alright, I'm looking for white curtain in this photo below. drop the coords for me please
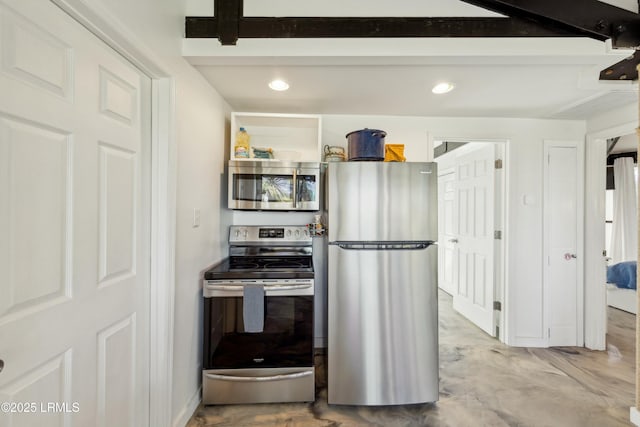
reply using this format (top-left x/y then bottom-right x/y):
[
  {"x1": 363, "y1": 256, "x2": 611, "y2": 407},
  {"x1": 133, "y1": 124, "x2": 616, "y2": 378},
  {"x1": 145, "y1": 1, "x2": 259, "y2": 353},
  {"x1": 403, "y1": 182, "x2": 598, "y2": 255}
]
[{"x1": 610, "y1": 156, "x2": 637, "y2": 263}]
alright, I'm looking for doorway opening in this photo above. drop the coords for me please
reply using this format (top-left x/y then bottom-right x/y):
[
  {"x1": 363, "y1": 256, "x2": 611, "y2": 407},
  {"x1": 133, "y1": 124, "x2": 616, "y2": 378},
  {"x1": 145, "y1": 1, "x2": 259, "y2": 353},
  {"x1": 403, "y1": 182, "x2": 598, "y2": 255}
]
[
  {"x1": 585, "y1": 121, "x2": 638, "y2": 352},
  {"x1": 433, "y1": 139, "x2": 507, "y2": 343},
  {"x1": 603, "y1": 132, "x2": 637, "y2": 356}
]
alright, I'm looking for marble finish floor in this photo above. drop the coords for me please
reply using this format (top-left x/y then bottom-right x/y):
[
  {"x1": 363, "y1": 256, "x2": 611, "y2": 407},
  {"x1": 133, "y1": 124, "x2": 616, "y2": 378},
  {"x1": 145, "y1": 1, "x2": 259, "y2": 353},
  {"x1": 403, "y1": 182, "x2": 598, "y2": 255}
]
[{"x1": 187, "y1": 292, "x2": 635, "y2": 426}]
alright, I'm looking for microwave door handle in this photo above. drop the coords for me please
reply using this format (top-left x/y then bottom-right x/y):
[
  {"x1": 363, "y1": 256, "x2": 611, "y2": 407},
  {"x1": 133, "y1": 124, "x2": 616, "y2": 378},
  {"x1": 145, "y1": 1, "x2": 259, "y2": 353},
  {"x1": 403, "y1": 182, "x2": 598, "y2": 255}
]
[{"x1": 292, "y1": 169, "x2": 298, "y2": 208}]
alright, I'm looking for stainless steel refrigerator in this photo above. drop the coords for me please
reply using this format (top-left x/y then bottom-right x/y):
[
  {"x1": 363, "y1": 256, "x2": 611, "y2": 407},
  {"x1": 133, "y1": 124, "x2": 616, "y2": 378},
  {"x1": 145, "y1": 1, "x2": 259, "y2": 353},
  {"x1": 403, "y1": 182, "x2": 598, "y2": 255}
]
[{"x1": 327, "y1": 161, "x2": 439, "y2": 406}]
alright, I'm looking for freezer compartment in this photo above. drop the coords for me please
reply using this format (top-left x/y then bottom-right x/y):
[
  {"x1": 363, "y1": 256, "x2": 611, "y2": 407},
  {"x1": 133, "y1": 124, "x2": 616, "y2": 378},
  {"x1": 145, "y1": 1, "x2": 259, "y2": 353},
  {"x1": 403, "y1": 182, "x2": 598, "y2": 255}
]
[
  {"x1": 328, "y1": 244, "x2": 439, "y2": 405},
  {"x1": 203, "y1": 367, "x2": 315, "y2": 405},
  {"x1": 327, "y1": 162, "x2": 437, "y2": 242}
]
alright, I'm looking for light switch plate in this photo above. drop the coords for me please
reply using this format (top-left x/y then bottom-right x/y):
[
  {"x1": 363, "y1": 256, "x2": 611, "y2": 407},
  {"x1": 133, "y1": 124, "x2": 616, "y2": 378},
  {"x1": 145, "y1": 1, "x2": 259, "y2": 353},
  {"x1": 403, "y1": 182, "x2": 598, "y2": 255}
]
[{"x1": 193, "y1": 208, "x2": 200, "y2": 228}]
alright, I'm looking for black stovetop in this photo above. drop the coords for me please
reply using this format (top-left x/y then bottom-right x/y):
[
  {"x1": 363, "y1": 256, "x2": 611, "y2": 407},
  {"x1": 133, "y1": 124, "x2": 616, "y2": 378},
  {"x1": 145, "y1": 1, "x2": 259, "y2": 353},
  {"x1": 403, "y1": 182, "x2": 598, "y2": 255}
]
[{"x1": 204, "y1": 255, "x2": 314, "y2": 280}]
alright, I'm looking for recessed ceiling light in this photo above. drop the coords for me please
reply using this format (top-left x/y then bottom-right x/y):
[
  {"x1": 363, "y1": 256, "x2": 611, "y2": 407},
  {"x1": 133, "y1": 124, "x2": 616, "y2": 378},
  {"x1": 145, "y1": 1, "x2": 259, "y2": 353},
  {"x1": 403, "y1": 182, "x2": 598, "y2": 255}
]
[
  {"x1": 269, "y1": 79, "x2": 290, "y2": 91},
  {"x1": 432, "y1": 82, "x2": 455, "y2": 94}
]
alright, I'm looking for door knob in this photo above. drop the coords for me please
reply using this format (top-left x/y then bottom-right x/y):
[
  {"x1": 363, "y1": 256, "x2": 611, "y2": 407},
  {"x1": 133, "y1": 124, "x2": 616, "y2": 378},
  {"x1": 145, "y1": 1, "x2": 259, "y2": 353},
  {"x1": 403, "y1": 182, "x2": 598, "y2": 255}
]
[
  {"x1": 564, "y1": 253, "x2": 577, "y2": 260},
  {"x1": 449, "y1": 238, "x2": 458, "y2": 243}
]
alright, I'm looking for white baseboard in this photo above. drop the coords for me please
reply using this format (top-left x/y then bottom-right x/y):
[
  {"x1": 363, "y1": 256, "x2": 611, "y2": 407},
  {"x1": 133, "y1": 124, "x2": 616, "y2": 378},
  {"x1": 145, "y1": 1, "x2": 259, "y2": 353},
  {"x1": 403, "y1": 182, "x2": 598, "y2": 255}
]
[
  {"x1": 509, "y1": 337, "x2": 548, "y2": 348},
  {"x1": 630, "y1": 406, "x2": 640, "y2": 426},
  {"x1": 172, "y1": 386, "x2": 202, "y2": 427}
]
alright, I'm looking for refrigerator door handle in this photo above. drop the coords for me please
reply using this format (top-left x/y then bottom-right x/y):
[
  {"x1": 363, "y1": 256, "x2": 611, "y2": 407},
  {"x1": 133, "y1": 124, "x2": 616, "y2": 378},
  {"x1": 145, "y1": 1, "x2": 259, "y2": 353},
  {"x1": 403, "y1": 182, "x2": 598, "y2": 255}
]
[{"x1": 333, "y1": 242, "x2": 434, "y2": 250}]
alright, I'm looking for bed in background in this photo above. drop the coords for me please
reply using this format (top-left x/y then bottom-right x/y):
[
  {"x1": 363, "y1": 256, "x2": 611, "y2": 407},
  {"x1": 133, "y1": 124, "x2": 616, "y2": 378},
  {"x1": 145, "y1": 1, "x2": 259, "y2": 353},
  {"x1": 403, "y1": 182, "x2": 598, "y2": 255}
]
[{"x1": 606, "y1": 261, "x2": 637, "y2": 314}]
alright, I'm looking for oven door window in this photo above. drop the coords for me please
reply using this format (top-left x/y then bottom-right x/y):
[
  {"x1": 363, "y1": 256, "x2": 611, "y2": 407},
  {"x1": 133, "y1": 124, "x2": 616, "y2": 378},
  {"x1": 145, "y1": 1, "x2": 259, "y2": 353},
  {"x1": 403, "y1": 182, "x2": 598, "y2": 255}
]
[
  {"x1": 204, "y1": 295, "x2": 313, "y2": 369},
  {"x1": 232, "y1": 174, "x2": 293, "y2": 202}
]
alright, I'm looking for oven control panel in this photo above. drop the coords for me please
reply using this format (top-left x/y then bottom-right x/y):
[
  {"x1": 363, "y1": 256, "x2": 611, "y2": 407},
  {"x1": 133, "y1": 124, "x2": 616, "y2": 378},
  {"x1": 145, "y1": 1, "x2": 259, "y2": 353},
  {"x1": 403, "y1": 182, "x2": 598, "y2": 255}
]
[
  {"x1": 230, "y1": 225, "x2": 311, "y2": 244},
  {"x1": 259, "y1": 228, "x2": 285, "y2": 238}
]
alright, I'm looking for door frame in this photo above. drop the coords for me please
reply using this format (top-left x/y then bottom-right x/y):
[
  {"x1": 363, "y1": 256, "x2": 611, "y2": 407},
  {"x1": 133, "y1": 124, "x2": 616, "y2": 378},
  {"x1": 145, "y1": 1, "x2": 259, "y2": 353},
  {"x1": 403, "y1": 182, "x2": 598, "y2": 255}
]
[
  {"x1": 50, "y1": 1, "x2": 177, "y2": 426},
  {"x1": 436, "y1": 166, "x2": 457, "y2": 296},
  {"x1": 433, "y1": 137, "x2": 509, "y2": 343},
  {"x1": 543, "y1": 140, "x2": 585, "y2": 346},
  {"x1": 585, "y1": 121, "x2": 637, "y2": 350}
]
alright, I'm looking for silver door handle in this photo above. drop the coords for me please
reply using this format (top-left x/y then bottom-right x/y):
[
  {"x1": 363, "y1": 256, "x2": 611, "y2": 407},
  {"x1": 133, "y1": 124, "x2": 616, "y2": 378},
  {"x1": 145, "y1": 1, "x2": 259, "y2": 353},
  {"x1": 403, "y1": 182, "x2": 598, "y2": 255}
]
[
  {"x1": 205, "y1": 370, "x2": 313, "y2": 382},
  {"x1": 449, "y1": 238, "x2": 458, "y2": 243},
  {"x1": 564, "y1": 253, "x2": 577, "y2": 260}
]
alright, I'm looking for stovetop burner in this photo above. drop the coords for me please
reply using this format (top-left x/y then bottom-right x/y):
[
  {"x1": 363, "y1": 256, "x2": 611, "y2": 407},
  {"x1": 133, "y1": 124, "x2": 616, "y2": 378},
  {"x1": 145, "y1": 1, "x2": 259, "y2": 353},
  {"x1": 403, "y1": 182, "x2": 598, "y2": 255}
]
[
  {"x1": 229, "y1": 262, "x2": 260, "y2": 270},
  {"x1": 264, "y1": 261, "x2": 306, "y2": 269}
]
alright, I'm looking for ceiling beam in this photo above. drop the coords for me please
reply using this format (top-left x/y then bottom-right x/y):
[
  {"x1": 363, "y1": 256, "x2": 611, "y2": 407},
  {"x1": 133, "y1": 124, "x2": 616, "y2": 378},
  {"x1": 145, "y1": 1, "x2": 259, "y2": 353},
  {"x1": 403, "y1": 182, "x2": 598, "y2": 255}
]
[
  {"x1": 459, "y1": 0, "x2": 640, "y2": 48},
  {"x1": 185, "y1": 16, "x2": 579, "y2": 44},
  {"x1": 187, "y1": 0, "x2": 640, "y2": 80},
  {"x1": 188, "y1": 0, "x2": 640, "y2": 47},
  {"x1": 459, "y1": 0, "x2": 640, "y2": 80},
  {"x1": 214, "y1": 0, "x2": 241, "y2": 45},
  {"x1": 600, "y1": 49, "x2": 639, "y2": 80}
]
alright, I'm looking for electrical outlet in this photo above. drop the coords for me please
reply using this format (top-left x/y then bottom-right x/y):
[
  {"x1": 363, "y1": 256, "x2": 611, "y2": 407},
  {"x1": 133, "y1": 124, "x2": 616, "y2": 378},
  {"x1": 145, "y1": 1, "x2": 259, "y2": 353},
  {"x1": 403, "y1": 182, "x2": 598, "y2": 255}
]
[{"x1": 193, "y1": 208, "x2": 200, "y2": 228}]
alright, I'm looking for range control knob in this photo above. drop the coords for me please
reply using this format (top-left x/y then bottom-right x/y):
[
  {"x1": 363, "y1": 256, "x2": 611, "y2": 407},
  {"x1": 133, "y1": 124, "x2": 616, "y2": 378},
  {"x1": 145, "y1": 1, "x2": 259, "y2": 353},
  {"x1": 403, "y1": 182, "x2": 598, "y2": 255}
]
[
  {"x1": 295, "y1": 229, "x2": 300, "y2": 238},
  {"x1": 242, "y1": 229, "x2": 248, "y2": 238},
  {"x1": 234, "y1": 229, "x2": 241, "y2": 238},
  {"x1": 286, "y1": 229, "x2": 292, "y2": 237}
]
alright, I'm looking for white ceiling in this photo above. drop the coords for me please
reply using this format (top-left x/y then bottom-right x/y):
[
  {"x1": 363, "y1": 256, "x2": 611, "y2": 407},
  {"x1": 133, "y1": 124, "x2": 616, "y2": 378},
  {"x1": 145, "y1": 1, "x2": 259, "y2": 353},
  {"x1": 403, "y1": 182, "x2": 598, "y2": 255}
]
[{"x1": 184, "y1": 0, "x2": 639, "y2": 120}]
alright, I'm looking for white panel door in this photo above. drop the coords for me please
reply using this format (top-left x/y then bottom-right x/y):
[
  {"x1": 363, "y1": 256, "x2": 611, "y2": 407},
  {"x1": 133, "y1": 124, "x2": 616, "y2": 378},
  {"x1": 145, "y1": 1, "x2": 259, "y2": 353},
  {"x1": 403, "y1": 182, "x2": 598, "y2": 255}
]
[
  {"x1": 452, "y1": 144, "x2": 496, "y2": 336},
  {"x1": 0, "y1": 1, "x2": 150, "y2": 426},
  {"x1": 545, "y1": 145, "x2": 580, "y2": 346},
  {"x1": 437, "y1": 170, "x2": 457, "y2": 295}
]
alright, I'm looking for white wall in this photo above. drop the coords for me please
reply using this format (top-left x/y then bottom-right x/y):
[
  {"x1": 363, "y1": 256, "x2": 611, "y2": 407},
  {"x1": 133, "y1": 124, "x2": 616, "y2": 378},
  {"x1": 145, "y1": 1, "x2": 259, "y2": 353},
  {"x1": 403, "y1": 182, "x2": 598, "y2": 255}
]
[
  {"x1": 323, "y1": 114, "x2": 586, "y2": 347},
  {"x1": 323, "y1": 116, "x2": 432, "y2": 161},
  {"x1": 77, "y1": 1, "x2": 231, "y2": 425},
  {"x1": 171, "y1": 79, "x2": 230, "y2": 426}
]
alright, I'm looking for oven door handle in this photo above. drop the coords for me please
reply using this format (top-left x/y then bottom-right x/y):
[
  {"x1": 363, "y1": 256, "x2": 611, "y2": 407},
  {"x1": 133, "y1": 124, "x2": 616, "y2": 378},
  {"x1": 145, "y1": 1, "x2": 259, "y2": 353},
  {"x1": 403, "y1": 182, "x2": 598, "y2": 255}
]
[
  {"x1": 205, "y1": 370, "x2": 313, "y2": 382},
  {"x1": 207, "y1": 283, "x2": 312, "y2": 292}
]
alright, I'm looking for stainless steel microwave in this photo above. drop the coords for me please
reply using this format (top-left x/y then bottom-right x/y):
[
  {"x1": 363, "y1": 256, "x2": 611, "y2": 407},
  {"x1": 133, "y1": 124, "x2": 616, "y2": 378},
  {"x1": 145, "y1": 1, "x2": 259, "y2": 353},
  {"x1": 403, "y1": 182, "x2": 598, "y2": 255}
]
[{"x1": 228, "y1": 160, "x2": 321, "y2": 211}]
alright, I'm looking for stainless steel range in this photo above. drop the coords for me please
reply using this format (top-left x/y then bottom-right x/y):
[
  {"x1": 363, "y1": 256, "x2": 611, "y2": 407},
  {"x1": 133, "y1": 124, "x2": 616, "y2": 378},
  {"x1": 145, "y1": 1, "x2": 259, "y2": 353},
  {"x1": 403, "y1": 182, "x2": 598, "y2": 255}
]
[{"x1": 202, "y1": 225, "x2": 315, "y2": 405}]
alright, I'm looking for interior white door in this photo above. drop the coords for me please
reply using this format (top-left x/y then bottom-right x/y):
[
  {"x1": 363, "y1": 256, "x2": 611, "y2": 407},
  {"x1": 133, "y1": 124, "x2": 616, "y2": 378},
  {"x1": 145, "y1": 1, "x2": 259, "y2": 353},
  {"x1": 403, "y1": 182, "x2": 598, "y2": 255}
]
[
  {"x1": 0, "y1": 1, "x2": 150, "y2": 426},
  {"x1": 452, "y1": 144, "x2": 496, "y2": 336},
  {"x1": 545, "y1": 145, "x2": 580, "y2": 346},
  {"x1": 437, "y1": 170, "x2": 457, "y2": 295}
]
